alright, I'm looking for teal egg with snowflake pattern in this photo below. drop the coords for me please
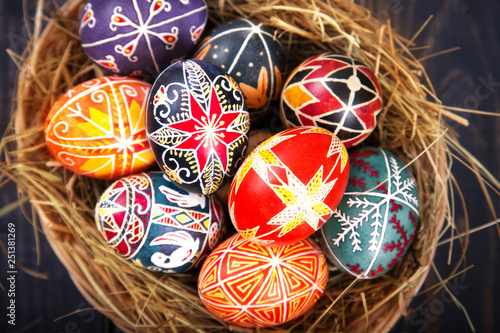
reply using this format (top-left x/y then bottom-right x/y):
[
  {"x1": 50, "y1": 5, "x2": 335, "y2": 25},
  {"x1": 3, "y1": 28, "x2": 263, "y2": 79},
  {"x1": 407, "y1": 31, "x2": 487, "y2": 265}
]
[{"x1": 317, "y1": 146, "x2": 419, "y2": 279}]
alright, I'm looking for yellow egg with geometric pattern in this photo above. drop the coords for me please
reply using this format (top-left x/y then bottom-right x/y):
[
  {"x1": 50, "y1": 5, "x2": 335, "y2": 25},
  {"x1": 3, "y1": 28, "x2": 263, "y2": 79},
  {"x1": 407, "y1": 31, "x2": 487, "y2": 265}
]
[{"x1": 45, "y1": 76, "x2": 155, "y2": 179}]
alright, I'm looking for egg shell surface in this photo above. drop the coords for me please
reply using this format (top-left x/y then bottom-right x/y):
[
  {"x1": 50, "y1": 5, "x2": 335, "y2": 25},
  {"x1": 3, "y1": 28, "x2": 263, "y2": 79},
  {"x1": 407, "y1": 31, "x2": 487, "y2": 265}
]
[
  {"x1": 198, "y1": 233, "x2": 328, "y2": 327},
  {"x1": 146, "y1": 59, "x2": 250, "y2": 195},
  {"x1": 79, "y1": 0, "x2": 208, "y2": 75},
  {"x1": 317, "y1": 146, "x2": 420, "y2": 279},
  {"x1": 228, "y1": 126, "x2": 350, "y2": 247},
  {"x1": 95, "y1": 171, "x2": 225, "y2": 273},
  {"x1": 280, "y1": 53, "x2": 383, "y2": 148},
  {"x1": 44, "y1": 76, "x2": 155, "y2": 179},
  {"x1": 194, "y1": 18, "x2": 286, "y2": 116}
]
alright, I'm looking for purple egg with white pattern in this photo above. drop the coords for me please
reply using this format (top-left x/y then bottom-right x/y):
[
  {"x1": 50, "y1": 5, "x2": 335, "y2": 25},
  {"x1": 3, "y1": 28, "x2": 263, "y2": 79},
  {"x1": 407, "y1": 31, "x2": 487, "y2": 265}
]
[{"x1": 79, "y1": 0, "x2": 208, "y2": 76}]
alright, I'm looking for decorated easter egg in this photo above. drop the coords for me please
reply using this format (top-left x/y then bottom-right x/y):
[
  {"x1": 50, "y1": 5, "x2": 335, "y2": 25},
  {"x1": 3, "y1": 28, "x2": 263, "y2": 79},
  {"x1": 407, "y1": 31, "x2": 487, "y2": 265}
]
[
  {"x1": 198, "y1": 233, "x2": 328, "y2": 327},
  {"x1": 194, "y1": 18, "x2": 286, "y2": 116},
  {"x1": 317, "y1": 147, "x2": 419, "y2": 279},
  {"x1": 280, "y1": 53, "x2": 383, "y2": 148},
  {"x1": 79, "y1": 0, "x2": 207, "y2": 75},
  {"x1": 146, "y1": 59, "x2": 250, "y2": 195},
  {"x1": 228, "y1": 126, "x2": 350, "y2": 247},
  {"x1": 95, "y1": 171, "x2": 225, "y2": 273},
  {"x1": 45, "y1": 76, "x2": 155, "y2": 179}
]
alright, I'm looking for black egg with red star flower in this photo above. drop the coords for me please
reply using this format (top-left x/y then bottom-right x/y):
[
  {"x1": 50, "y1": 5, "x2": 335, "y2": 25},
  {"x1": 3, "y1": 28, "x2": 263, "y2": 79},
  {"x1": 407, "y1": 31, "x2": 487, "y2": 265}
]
[{"x1": 145, "y1": 59, "x2": 250, "y2": 195}]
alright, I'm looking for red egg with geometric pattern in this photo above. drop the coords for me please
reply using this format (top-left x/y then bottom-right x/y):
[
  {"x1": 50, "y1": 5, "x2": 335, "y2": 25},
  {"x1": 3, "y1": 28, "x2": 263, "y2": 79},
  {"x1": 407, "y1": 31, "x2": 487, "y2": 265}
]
[
  {"x1": 198, "y1": 233, "x2": 328, "y2": 328},
  {"x1": 280, "y1": 53, "x2": 383, "y2": 148},
  {"x1": 45, "y1": 76, "x2": 155, "y2": 179},
  {"x1": 228, "y1": 126, "x2": 350, "y2": 247}
]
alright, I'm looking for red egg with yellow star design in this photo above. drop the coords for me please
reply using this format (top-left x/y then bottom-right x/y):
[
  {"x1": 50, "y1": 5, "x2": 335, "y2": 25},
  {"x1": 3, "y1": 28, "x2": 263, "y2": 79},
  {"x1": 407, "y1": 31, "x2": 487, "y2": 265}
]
[
  {"x1": 45, "y1": 76, "x2": 155, "y2": 179},
  {"x1": 146, "y1": 59, "x2": 250, "y2": 195},
  {"x1": 228, "y1": 126, "x2": 349, "y2": 247}
]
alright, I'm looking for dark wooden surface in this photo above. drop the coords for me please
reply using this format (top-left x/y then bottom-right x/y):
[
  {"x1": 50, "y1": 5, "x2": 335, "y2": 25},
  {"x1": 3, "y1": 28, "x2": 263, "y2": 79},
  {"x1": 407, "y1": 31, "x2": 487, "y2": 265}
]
[{"x1": 1, "y1": 1, "x2": 499, "y2": 332}]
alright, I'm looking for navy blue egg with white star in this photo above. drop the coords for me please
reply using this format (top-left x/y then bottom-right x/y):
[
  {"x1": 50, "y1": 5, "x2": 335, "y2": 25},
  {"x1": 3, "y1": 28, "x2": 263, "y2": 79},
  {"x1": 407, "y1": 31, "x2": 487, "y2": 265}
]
[{"x1": 194, "y1": 18, "x2": 287, "y2": 117}]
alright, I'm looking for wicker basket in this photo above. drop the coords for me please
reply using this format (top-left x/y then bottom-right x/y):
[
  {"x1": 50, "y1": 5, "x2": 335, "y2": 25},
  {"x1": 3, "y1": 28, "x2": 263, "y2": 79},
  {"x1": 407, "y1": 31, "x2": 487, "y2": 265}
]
[{"x1": 9, "y1": 0, "x2": 453, "y2": 332}]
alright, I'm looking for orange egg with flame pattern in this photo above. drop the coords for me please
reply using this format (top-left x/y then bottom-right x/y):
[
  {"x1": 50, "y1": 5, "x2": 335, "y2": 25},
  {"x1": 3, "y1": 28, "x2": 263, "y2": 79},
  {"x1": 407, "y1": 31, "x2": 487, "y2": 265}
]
[
  {"x1": 45, "y1": 76, "x2": 155, "y2": 179},
  {"x1": 198, "y1": 233, "x2": 328, "y2": 328}
]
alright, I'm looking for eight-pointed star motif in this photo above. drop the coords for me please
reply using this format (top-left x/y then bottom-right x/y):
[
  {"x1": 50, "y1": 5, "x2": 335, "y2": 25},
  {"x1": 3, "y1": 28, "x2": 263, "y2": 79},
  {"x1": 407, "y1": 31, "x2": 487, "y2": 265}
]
[
  {"x1": 167, "y1": 86, "x2": 244, "y2": 173},
  {"x1": 267, "y1": 166, "x2": 337, "y2": 236}
]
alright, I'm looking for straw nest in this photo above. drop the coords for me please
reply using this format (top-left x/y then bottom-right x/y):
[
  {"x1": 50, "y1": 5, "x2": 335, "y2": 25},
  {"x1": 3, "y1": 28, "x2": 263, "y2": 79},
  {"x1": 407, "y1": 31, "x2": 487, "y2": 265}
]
[{"x1": 3, "y1": 0, "x2": 494, "y2": 332}]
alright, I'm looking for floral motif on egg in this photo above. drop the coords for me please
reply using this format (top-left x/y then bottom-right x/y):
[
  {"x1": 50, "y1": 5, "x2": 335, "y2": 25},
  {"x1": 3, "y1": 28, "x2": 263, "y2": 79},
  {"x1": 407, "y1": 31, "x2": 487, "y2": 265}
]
[
  {"x1": 280, "y1": 53, "x2": 383, "y2": 148},
  {"x1": 44, "y1": 76, "x2": 155, "y2": 179},
  {"x1": 146, "y1": 59, "x2": 250, "y2": 195},
  {"x1": 198, "y1": 234, "x2": 328, "y2": 327},
  {"x1": 194, "y1": 18, "x2": 286, "y2": 115},
  {"x1": 79, "y1": 0, "x2": 207, "y2": 75},
  {"x1": 95, "y1": 172, "x2": 224, "y2": 273},
  {"x1": 317, "y1": 147, "x2": 419, "y2": 278}
]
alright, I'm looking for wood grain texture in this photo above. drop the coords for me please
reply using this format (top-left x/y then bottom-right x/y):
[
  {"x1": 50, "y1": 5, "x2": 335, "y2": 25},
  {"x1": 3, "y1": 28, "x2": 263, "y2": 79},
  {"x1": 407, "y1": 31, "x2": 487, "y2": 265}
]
[{"x1": 0, "y1": 1, "x2": 499, "y2": 332}]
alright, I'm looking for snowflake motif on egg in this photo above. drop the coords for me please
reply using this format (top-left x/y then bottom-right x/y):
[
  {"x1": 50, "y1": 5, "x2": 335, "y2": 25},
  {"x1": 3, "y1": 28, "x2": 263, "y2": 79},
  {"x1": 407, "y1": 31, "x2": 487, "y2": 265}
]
[
  {"x1": 332, "y1": 150, "x2": 418, "y2": 253},
  {"x1": 80, "y1": 0, "x2": 207, "y2": 75},
  {"x1": 318, "y1": 147, "x2": 419, "y2": 278}
]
